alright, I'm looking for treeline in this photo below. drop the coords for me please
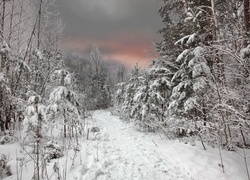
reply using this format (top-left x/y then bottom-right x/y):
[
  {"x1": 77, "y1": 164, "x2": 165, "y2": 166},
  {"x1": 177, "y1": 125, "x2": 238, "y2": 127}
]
[
  {"x1": 115, "y1": 0, "x2": 250, "y2": 150},
  {"x1": 64, "y1": 47, "x2": 128, "y2": 110}
]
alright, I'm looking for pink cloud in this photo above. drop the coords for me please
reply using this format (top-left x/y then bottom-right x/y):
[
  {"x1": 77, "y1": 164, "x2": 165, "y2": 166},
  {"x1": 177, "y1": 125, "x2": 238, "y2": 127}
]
[{"x1": 62, "y1": 32, "x2": 159, "y2": 67}]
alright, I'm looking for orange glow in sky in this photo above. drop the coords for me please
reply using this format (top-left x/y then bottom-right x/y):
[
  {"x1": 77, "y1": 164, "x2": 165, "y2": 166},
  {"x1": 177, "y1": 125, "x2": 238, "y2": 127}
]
[{"x1": 62, "y1": 33, "x2": 159, "y2": 67}]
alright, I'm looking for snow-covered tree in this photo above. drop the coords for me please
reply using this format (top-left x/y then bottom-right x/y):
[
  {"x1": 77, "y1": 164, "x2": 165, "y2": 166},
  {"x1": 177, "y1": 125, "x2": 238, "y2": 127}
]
[
  {"x1": 130, "y1": 75, "x2": 150, "y2": 129},
  {"x1": 147, "y1": 59, "x2": 172, "y2": 124},
  {"x1": 21, "y1": 95, "x2": 46, "y2": 143},
  {"x1": 121, "y1": 64, "x2": 142, "y2": 119},
  {"x1": 0, "y1": 41, "x2": 13, "y2": 132},
  {"x1": 47, "y1": 69, "x2": 82, "y2": 139},
  {"x1": 169, "y1": 44, "x2": 212, "y2": 116},
  {"x1": 155, "y1": 1, "x2": 214, "y2": 137},
  {"x1": 154, "y1": 0, "x2": 250, "y2": 148},
  {"x1": 90, "y1": 45, "x2": 102, "y2": 75},
  {"x1": 87, "y1": 46, "x2": 111, "y2": 109},
  {"x1": 114, "y1": 82, "x2": 126, "y2": 108},
  {"x1": 0, "y1": 72, "x2": 11, "y2": 132},
  {"x1": 89, "y1": 72, "x2": 110, "y2": 109},
  {"x1": 21, "y1": 95, "x2": 48, "y2": 179},
  {"x1": 129, "y1": 60, "x2": 173, "y2": 131}
]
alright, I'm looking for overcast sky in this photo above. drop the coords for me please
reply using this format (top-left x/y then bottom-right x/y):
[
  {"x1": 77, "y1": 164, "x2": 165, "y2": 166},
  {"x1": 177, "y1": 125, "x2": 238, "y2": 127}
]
[{"x1": 56, "y1": 0, "x2": 162, "y2": 67}]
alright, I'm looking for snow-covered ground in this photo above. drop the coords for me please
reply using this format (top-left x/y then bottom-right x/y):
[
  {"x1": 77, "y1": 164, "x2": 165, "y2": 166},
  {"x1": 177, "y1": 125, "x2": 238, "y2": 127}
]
[{"x1": 1, "y1": 110, "x2": 249, "y2": 180}]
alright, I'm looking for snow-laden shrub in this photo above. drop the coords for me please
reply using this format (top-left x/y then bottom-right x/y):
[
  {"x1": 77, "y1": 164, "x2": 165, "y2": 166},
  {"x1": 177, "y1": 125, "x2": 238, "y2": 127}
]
[
  {"x1": 21, "y1": 95, "x2": 47, "y2": 144},
  {"x1": 0, "y1": 154, "x2": 12, "y2": 178},
  {"x1": 47, "y1": 69, "x2": 82, "y2": 139},
  {"x1": 44, "y1": 139, "x2": 63, "y2": 162},
  {"x1": 0, "y1": 135, "x2": 15, "y2": 145}
]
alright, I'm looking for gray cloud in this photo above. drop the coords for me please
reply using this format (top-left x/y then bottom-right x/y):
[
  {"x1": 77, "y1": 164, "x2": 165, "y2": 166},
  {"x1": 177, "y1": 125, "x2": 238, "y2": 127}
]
[{"x1": 56, "y1": 0, "x2": 162, "y2": 39}]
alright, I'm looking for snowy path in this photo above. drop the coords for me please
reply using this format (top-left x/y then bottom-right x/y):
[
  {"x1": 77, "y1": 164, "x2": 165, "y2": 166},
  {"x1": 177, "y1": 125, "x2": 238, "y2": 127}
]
[
  {"x1": 80, "y1": 110, "x2": 193, "y2": 180},
  {"x1": 2, "y1": 110, "x2": 247, "y2": 180}
]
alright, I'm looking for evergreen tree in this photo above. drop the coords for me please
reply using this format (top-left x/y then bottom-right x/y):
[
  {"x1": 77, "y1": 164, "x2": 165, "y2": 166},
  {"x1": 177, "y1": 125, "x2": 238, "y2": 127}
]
[
  {"x1": 169, "y1": 44, "x2": 213, "y2": 125},
  {"x1": 147, "y1": 59, "x2": 172, "y2": 124},
  {"x1": 121, "y1": 64, "x2": 141, "y2": 119},
  {"x1": 156, "y1": 0, "x2": 213, "y2": 131},
  {"x1": 130, "y1": 75, "x2": 150, "y2": 130}
]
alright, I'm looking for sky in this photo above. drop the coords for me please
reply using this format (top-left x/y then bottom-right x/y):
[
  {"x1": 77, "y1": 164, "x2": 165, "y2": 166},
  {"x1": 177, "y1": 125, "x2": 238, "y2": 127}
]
[{"x1": 56, "y1": 0, "x2": 163, "y2": 67}]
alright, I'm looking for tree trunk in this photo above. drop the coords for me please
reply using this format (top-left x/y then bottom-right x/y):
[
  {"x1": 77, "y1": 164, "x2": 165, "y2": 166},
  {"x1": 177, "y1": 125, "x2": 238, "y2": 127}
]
[
  {"x1": 1, "y1": 0, "x2": 6, "y2": 39},
  {"x1": 37, "y1": 0, "x2": 43, "y2": 49},
  {"x1": 8, "y1": 0, "x2": 15, "y2": 45},
  {"x1": 243, "y1": 0, "x2": 250, "y2": 47},
  {"x1": 35, "y1": 97, "x2": 41, "y2": 180},
  {"x1": 211, "y1": 0, "x2": 225, "y2": 84},
  {"x1": 64, "y1": 109, "x2": 67, "y2": 138}
]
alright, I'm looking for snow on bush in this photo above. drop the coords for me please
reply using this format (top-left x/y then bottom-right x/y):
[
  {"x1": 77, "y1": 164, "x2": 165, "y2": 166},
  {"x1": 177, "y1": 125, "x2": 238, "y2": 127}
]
[
  {"x1": 240, "y1": 44, "x2": 250, "y2": 59},
  {"x1": 0, "y1": 154, "x2": 12, "y2": 178},
  {"x1": 44, "y1": 139, "x2": 63, "y2": 162},
  {"x1": 21, "y1": 95, "x2": 47, "y2": 143},
  {"x1": 32, "y1": 48, "x2": 43, "y2": 60},
  {"x1": 0, "y1": 41, "x2": 11, "y2": 54},
  {"x1": 0, "y1": 135, "x2": 15, "y2": 145},
  {"x1": 175, "y1": 33, "x2": 198, "y2": 46}
]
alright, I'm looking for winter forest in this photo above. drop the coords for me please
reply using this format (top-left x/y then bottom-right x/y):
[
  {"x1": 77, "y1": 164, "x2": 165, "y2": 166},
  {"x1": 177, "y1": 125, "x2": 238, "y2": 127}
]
[{"x1": 0, "y1": 0, "x2": 250, "y2": 179}]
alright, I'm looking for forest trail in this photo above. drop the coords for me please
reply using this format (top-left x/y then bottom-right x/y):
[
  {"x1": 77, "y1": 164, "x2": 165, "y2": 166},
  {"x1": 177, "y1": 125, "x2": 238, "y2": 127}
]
[
  {"x1": 1, "y1": 110, "x2": 246, "y2": 180},
  {"x1": 80, "y1": 110, "x2": 193, "y2": 180}
]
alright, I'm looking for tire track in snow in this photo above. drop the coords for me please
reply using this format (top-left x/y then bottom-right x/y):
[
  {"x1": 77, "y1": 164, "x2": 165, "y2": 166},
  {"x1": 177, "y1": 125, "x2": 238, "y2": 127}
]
[{"x1": 81, "y1": 110, "x2": 194, "y2": 180}]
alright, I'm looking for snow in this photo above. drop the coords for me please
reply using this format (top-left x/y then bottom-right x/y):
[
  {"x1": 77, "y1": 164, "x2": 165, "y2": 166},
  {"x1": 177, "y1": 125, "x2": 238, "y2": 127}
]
[
  {"x1": 175, "y1": 33, "x2": 197, "y2": 46},
  {"x1": 133, "y1": 92, "x2": 143, "y2": 102},
  {"x1": 0, "y1": 41, "x2": 11, "y2": 54},
  {"x1": 25, "y1": 106, "x2": 35, "y2": 116},
  {"x1": 0, "y1": 73, "x2": 5, "y2": 82},
  {"x1": 186, "y1": 33, "x2": 197, "y2": 45},
  {"x1": 33, "y1": 48, "x2": 43, "y2": 60},
  {"x1": 193, "y1": 77, "x2": 207, "y2": 91},
  {"x1": 27, "y1": 96, "x2": 41, "y2": 104},
  {"x1": 176, "y1": 49, "x2": 189, "y2": 62},
  {"x1": 193, "y1": 46, "x2": 205, "y2": 57},
  {"x1": 184, "y1": 97, "x2": 197, "y2": 112},
  {"x1": 240, "y1": 45, "x2": 250, "y2": 59},
  {"x1": 184, "y1": 9, "x2": 202, "y2": 23},
  {"x1": 185, "y1": 12, "x2": 194, "y2": 22},
  {"x1": 49, "y1": 86, "x2": 68, "y2": 103},
  {"x1": 175, "y1": 35, "x2": 190, "y2": 46},
  {"x1": 1, "y1": 110, "x2": 249, "y2": 180},
  {"x1": 64, "y1": 74, "x2": 72, "y2": 85}
]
